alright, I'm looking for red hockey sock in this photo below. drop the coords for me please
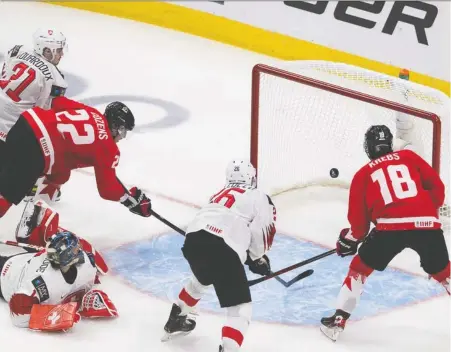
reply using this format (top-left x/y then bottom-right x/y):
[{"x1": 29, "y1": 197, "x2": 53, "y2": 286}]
[
  {"x1": 178, "y1": 288, "x2": 200, "y2": 308},
  {"x1": 431, "y1": 262, "x2": 450, "y2": 295},
  {"x1": 0, "y1": 196, "x2": 12, "y2": 217}
]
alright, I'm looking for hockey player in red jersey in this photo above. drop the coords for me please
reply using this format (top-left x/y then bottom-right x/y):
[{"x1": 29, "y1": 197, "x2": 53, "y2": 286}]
[
  {"x1": 0, "y1": 96, "x2": 152, "y2": 240},
  {"x1": 320, "y1": 125, "x2": 450, "y2": 342}
]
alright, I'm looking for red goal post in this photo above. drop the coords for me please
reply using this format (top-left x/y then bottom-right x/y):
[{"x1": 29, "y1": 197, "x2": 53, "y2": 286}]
[{"x1": 250, "y1": 63, "x2": 448, "y2": 216}]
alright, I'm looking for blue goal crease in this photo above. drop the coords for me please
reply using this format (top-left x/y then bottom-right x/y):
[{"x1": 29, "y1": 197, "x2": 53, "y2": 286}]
[{"x1": 103, "y1": 232, "x2": 444, "y2": 326}]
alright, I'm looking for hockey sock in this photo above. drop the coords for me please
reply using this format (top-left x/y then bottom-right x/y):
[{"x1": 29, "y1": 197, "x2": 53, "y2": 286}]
[
  {"x1": 178, "y1": 275, "x2": 208, "y2": 315},
  {"x1": 222, "y1": 302, "x2": 252, "y2": 351},
  {"x1": 431, "y1": 261, "x2": 450, "y2": 295},
  {"x1": 0, "y1": 195, "x2": 11, "y2": 217},
  {"x1": 336, "y1": 255, "x2": 374, "y2": 314}
]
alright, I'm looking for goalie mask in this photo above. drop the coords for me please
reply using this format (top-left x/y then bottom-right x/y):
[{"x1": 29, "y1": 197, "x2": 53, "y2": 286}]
[
  {"x1": 364, "y1": 125, "x2": 393, "y2": 160},
  {"x1": 226, "y1": 160, "x2": 257, "y2": 188},
  {"x1": 104, "y1": 102, "x2": 135, "y2": 142},
  {"x1": 46, "y1": 231, "x2": 85, "y2": 272}
]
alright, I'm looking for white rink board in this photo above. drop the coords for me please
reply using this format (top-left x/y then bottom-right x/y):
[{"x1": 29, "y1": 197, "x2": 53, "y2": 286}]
[{"x1": 173, "y1": 1, "x2": 450, "y2": 81}]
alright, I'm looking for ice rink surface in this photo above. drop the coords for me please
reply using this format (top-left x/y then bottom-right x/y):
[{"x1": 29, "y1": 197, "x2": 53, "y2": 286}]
[{"x1": 0, "y1": 2, "x2": 449, "y2": 351}]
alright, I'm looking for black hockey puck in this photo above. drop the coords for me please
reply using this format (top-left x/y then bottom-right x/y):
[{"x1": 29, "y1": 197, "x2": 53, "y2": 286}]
[{"x1": 330, "y1": 168, "x2": 339, "y2": 178}]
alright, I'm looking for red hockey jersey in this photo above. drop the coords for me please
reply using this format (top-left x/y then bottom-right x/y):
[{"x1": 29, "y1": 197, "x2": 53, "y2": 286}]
[
  {"x1": 21, "y1": 96, "x2": 125, "y2": 201},
  {"x1": 348, "y1": 149, "x2": 445, "y2": 239}
]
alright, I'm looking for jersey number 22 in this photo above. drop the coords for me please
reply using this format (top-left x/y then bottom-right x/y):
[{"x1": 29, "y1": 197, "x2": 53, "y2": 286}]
[{"x1": 56, "y1": 110, "x2": 95, "y2": 145}]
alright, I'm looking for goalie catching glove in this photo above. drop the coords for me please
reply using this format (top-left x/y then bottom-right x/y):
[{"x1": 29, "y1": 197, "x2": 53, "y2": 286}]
[
  {"x1": 121, "y1": 187, "x2": 152, "y2": 217},
  {"x1": 79, "y1": 289, "x2": 118, "y2": 318},
  {"x1": 336, "y1": 228, "x2": 361, "y2": 257}
]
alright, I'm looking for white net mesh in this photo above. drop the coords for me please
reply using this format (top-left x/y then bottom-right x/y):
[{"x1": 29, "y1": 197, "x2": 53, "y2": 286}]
[{"x1": 253, "y1": 61, "x2": 450, "y2": 217}]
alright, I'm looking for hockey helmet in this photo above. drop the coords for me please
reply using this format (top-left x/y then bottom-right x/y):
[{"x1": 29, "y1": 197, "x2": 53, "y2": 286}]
[
  {"x1": 104, "y1": 102, "x2": 135, "y2": 141},
  {"x1": 364, "y1": 125, "x2": 393, "y2": 160},
  {"x1": 226, "y1": 160, "x2": 257, "y2": 188},
  {"x1": 46, "y1": 231, "x2": 85, "y2": 272},
  {"x1": 33, "y1": 28, "x2": 66, "y2": 65}
]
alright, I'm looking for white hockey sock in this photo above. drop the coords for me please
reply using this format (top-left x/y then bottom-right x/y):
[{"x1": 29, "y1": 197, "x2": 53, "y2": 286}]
[
  {"x1": 222, "y1": 303, "x2": 252, "y2": 351},
  {"x1": 178, "y1": 275, "x2": 208, "y2": 315},
  {"x1": 336, "y1": 269, "x2": 368, "y2": 314}
]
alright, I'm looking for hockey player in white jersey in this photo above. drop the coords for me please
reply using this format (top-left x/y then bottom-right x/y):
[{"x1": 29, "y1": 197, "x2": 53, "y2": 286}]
[
  {"x1": 162, "y1": 160, "x2": 276, "y2": 351},
  {"x1": 0, "y1": 28, "x2": 68, "y2": 203},
  {"x1": 0, "y1": 231, "x2": 118, "y2": 331},
  {"x1": 0, "y1": 28, "x2": 68, "y2": 140}
]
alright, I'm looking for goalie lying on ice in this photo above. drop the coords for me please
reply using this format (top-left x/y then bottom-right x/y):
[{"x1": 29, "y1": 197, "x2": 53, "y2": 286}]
[{"x1": 0, "y1": 209, "x2": 118, "y2": 331}]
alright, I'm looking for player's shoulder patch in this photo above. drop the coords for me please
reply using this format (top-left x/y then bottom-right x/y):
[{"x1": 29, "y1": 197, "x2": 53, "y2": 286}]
[
  {"x1": 7, "y1": 45, "x2": 23, "y2": 58},
  {"x1": 31, "y1": 275, "x2": 50, "y2": 302},
  {"x1": 50, "y1": 85, "x2": 67, "y2": 98}
]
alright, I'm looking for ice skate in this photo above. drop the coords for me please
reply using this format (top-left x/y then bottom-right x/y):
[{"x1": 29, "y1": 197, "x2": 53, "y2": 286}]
[
  {"x1": 219, "y1": 345, "x2": 224, "y2": 352},
  {"x1": 161, "y1": 303, "x2": 196, "y2": 342},
  {"x1": 15, "y1": 201, "x2": 41, "y2": 241},
  {"x1": 319, "y1": 309, "x2": 349, "y2": 342}
]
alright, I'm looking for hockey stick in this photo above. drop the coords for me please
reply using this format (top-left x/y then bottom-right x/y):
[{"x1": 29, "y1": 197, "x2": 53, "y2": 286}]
[
  {"x1": 271, "y1": 269, "x2": 314, "y2": 288},
  {"x1": 248, "y1": 249, "x2": 335, "y2": 286},
  {"x1": 150, "y1": 209, "x2": 186, "y2": 236},
  {"x1": 148, "y1": 209, "x2": 304, "y2": 288},
  {"x1": 0, "y1": 239, "x2": 43, "y2": 252},
  {"x1": 273, "y1": 273, "x2": 291, "y2": 287}
]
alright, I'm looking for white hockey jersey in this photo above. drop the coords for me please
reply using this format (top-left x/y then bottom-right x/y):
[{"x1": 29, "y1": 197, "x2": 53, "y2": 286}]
[
  {"x1": 0, "y1": 45, "x2": 67, "y2": 140},
  {"x1": 185, "y1": 184, "x2": 277, "y2": 263},
  {"x1": 0, "y1": 245, "x2": 97, "y2": 328}
]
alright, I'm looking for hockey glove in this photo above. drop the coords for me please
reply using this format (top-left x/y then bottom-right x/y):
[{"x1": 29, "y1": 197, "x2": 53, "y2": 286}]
[
  {"x1": 246, "y1": 253, "x2": 271, "y2": 276},
  {"x1": 79, "y1": 289, "x2": 118, "y2": 318},
  {"x1": 121, "y1": 187, "x2": 152, "y2": 217},
  {"x1": 336, "y1": 228, "x2": 360, "y2": 257}
]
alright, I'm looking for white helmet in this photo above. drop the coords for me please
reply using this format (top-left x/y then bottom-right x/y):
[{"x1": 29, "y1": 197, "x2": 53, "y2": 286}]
[
  {"x1": 226, "y1": 160, "x2": 257, "y2": 188},
  {"x1": 33, "y1": 28, "x2": 66, "y2": 63}
]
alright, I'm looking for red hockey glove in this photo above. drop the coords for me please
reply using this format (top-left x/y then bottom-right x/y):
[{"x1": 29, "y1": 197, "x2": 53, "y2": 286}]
[
  {"x1": 336, "y1": 228, "x2": 360, "y2": 257},
  {"x1": 79, "y1": 289, "x2": 118, "y2": 318},
  {"x1": 120, "y1": 187, "x2": 152, "y2": 217}
]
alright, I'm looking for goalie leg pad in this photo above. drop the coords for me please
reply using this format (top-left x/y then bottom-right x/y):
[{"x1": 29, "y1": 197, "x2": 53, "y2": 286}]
[
  {"x1": 28, "y1": 302, "x2": 80, "y2": 331},
  {"x1": 79, "y1": 289, "x2": 118, "y2": 318},
  {"x1": 28, "y1": 203, "x2": 59, "y2": 247}
]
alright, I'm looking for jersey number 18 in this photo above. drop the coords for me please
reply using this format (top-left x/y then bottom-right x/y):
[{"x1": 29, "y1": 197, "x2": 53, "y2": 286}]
[{"x1": 371, "y1": 164, "x2": 418, "y2": 205}]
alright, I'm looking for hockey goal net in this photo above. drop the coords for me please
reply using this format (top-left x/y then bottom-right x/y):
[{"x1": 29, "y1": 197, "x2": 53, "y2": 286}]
[{"x1": 251, "y1": 62, "x2": 450, "y2": 219}]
